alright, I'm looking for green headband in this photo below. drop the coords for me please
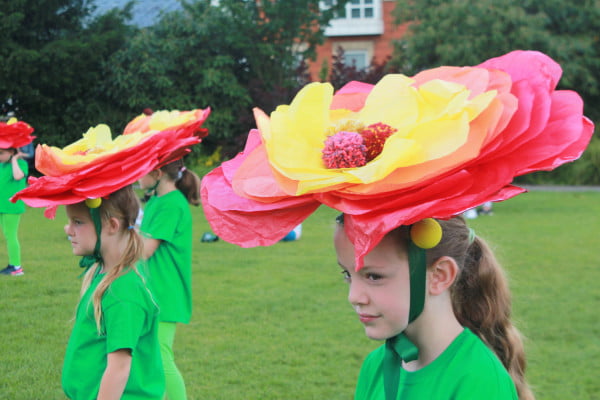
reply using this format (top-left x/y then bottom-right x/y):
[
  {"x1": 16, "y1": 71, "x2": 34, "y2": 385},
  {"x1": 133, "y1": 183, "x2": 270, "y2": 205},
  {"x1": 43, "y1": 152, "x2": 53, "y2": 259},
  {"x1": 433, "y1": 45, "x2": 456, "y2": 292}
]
[
  {"x1": 78, "y1": 206, "x2": 103, "y2": 272},
  {"x1": 382, "y1": 227, "x2": 434, "y2": 399},
  {"x1": 407, "y1": 241, "x2": 427, "y2": 323},
  {"x1": 385, "y1": 222, "x2": 476, "y2": 399}
]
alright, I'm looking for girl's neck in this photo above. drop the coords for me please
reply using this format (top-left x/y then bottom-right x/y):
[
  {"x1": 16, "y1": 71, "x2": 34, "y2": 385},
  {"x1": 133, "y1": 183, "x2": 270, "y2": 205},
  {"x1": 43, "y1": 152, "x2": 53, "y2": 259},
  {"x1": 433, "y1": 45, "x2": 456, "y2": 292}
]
[
  {"x1": 155, "y1": 178, "x2": 177, "y2": 197},
  {"x1": 402, "y1": 300, "x2": 463, "y2": 371},
  {"x1": 99, "y1": 233, "x2": 129, "y2": 273}
]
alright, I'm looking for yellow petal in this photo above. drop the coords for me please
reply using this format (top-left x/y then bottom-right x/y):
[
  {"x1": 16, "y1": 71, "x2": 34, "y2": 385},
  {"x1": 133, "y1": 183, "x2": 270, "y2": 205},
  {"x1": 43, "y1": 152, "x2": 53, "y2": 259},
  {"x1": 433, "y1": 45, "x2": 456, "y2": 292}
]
[
  {"x1": 52, "y1": 125, "x2": 144, "y2": 165},
  {"x1": 266, "y1": 82, "x2": 334, "y2": 176},
  {"x1": 410, "y1": 113, "x2": 470, "y2": 159},
  {"x1": 256, "y1": 71, "x2": 502, "y2": 196},
  {"x1": 147, "y1": 110, "x2": 193, "y2": 131},
  {"x1": 359, "y1": 74, "x2": 419, "y2": 130}
]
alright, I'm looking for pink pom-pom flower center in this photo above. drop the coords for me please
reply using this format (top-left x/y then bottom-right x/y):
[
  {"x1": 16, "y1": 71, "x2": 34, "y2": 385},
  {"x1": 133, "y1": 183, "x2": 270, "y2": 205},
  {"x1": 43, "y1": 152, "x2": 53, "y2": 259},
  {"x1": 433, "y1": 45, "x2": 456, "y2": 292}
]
[
  {"x1": 322, "y1": 122, "x2": 396, "y2": 169},
  {"x1": 322, "y1": 131, "x2": 367, "y2": 169}
]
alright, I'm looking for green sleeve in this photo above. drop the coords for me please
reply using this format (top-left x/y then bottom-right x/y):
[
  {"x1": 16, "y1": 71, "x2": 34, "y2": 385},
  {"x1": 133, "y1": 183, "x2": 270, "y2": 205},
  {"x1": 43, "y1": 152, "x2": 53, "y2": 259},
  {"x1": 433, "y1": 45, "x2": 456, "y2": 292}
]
[
  {"x1": 141, "y1": 199, "x2": 181, "y2": 242},
  {"x1": 103, "y1": 300, "x2": 147, "y2": 354},
  {"x1": 451, "y1": 368, "x2": 518, "y2": 399}
]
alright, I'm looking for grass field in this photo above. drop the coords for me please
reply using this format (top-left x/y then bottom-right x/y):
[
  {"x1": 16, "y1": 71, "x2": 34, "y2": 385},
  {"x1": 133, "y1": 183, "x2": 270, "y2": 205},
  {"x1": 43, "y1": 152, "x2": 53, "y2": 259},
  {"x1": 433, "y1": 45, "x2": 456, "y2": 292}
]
[{"x1": 1, "y1": 189, "x2": 599, "y2": 400}]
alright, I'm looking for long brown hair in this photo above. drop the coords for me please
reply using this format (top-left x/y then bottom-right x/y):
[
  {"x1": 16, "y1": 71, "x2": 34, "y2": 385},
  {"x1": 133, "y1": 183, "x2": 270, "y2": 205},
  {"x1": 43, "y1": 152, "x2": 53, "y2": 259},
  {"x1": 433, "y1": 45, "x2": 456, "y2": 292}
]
[
  {"x1": 79, "y1": 185, "x2": 145, "y2": 332},
  {"x1": 425, "y1": 216, "x2": 534, "y2": 400},
  {"x1": 160, "y1": 158, "x2": 201, "y2": 205}
]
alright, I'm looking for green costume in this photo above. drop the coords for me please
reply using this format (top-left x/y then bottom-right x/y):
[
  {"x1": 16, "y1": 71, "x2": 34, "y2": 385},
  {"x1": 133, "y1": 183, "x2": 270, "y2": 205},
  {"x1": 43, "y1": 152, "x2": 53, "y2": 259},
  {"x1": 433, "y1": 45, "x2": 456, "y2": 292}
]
[
  {"x1": 62, "y1": 266, "x2": 164, "y2": 400},
  {"x1": 354, "y1": 328, "x2": 518, "y2": 400},
  {"x1": 141, "y1": 189, "x2": 192, "y2": 399},
  {"x1": 141, "y1": 190, "x2": 192, "y2": 323},
  {"x1": 0, "y1": 159, "x2": 28, "y2": 266},
  {"x1": 0, "y1": 159, "x2": 27, "y2": 214}
]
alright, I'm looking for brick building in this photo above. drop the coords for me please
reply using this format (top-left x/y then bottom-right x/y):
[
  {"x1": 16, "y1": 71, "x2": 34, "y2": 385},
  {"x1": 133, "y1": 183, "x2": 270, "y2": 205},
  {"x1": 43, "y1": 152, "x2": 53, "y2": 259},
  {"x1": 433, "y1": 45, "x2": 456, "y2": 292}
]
[{"x1": 309, "y1": 0, "x2": 408, "y2": 80}]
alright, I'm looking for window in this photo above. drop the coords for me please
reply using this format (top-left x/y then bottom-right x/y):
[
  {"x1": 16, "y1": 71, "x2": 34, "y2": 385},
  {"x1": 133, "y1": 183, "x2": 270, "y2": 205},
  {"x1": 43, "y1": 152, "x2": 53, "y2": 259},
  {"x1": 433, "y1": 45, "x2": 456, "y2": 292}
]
[
  {"x1": 349, "y1": 0, "x2": 374, "y2": 19},
  {"x1": 345, "y1": 50, "x2": 368, "y2": 70},
  {"x1": 322, "y1": 0, "x2": 383, "y2": 36}
]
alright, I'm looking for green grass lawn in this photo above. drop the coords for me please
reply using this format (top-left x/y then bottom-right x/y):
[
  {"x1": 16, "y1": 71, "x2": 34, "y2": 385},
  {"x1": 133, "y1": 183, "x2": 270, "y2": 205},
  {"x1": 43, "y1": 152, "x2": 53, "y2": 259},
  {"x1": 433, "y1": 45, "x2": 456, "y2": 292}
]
[{"x1": 1, "y1": 190, "x2": 599, "y2": 399}]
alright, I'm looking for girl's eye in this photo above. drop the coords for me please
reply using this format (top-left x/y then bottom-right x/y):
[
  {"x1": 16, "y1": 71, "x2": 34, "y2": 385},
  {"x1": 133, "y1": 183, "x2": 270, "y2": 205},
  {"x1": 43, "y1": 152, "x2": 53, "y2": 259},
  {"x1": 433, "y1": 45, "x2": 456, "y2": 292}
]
[
  {"x1": 340, "y1": 270, "x2": 351, "y2": 283},
  {"x1": 365, "y1": 273, "x2": 383, "y2": 281}
]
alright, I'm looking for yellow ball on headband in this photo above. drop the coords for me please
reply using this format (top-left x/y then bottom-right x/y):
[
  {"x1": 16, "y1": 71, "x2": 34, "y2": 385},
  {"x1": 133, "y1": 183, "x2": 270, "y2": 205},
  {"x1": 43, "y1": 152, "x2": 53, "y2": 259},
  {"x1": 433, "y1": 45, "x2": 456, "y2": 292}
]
[
  {"x1": 85, "y1": 198, "x2": 102, "y2": 208},
  {"x1": 410, "y1": 218, "x2": 442, "y2": 249}
]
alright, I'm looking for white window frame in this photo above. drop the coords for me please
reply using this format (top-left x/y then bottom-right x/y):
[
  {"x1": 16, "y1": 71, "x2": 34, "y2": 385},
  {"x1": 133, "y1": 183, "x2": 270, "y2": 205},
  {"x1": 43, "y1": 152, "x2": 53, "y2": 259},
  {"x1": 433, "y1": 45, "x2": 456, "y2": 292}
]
[
  {"x1": 344, "y1": 50, "x2": 369, "y2": 70},
  {"x1": 322, "y1": 0, "x2": 383, "y2": 36}
]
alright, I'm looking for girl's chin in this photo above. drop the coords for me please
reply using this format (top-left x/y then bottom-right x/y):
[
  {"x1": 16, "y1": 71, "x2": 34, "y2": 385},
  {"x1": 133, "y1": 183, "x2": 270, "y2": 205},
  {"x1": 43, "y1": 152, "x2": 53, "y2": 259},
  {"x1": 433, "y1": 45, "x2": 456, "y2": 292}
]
[
  {"x1": 72, "y1": 249, "x2": 91, "y2": 257},
  {"x1": 364, "y1": 329, "x2": 394, "y2": 341},
  {"x1": 364, "y1": 326, "x2": 406, "y2": 341}
]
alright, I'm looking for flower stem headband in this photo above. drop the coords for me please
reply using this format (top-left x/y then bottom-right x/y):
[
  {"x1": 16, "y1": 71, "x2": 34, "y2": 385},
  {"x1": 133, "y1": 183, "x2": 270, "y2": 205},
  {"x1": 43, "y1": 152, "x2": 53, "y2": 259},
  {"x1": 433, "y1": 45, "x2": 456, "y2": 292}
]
[
  {"x1": 12, "y1": 108, "x2": 210, "y2": 218},
  {"x1": 201, "y1": 51, "x2": 593, "y2": 270},
  {"x1": 201, "y1": 51, "x2": 592, "y2": 378},
  {"x1": 0, "y1": 117, "x2": 35, "y2": 149},
  {"x1": 78, "y1": 199, "x2": 104, "y2": 271},
  {"x1": 12, "y1": 109, "x2": 210, "y2": 271}
]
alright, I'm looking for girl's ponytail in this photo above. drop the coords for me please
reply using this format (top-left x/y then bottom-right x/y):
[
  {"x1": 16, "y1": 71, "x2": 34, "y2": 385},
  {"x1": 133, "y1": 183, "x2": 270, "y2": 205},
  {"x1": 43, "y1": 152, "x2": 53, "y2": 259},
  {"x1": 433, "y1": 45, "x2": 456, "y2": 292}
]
[
  {"x1": 175, "y1": 168, "x2": 201, "y2": 206},
  {"x1": 428, "y1": 217, "x2": 534, "y2": 400},
  {"x1": 160, "y1": 159, "x2": 201, "y2": 206},
  {"x1": 79, "y1": 186, "x2": 145, "y2": 333}
]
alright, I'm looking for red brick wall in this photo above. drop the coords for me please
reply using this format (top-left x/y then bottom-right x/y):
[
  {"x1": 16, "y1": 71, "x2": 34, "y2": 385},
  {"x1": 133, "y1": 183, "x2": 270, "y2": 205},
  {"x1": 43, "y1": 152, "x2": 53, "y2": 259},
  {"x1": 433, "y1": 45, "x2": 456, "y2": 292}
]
[{"x1": 309, "y1": 1, "x2": 408, "y2": 81}]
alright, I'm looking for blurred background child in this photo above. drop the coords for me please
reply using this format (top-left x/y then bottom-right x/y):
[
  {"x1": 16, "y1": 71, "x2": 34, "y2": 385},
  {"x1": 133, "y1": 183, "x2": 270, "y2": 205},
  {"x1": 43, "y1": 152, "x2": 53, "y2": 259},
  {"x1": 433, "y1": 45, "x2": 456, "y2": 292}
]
[
  {"x1": 0, "y1": 117, "x2": 34, "y2": 276},
  {"x1": 139, "y1": 158, "x2": 202, "y2": 400}
]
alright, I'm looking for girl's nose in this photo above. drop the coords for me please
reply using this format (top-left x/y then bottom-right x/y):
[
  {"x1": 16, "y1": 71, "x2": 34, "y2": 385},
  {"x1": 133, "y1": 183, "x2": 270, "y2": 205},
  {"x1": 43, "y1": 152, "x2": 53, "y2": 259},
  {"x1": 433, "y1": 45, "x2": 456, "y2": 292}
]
[
  {"x1": 64, "y1": 224, "x2": 72, "y2": 236},
  {"x1": 348, "y1": 280, "x2": 367, "y2": 306}
]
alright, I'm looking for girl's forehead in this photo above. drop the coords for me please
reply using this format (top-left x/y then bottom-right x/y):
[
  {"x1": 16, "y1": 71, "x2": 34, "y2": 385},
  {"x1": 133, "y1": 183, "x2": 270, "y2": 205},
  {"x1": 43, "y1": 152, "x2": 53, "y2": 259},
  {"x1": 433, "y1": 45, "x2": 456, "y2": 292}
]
[{"x1": 65, "y1": 203, "x2": 90, "y2": 218}]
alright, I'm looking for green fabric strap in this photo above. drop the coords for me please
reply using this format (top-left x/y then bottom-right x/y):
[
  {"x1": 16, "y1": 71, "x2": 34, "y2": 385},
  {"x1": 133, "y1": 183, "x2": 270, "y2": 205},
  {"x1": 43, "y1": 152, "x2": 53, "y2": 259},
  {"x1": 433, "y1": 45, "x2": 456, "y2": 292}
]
[
  {"x1": 382, "y1": 240, "x2": 426, "y2": 400},
  {"x1": 383, "y1": 333, "x2": 419, "y2": 400},
  {"x1": 408, "y1": 240, "x2": 426, "y2": 323},
  {"x1": 78, "y1": 207, "x2": 103, "y2": 272}
]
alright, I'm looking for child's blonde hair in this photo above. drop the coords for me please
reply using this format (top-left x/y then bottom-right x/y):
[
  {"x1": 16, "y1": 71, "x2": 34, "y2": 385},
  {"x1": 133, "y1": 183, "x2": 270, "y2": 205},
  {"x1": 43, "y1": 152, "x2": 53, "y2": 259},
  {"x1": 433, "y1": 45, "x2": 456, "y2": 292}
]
[
  {"x1": 423, "y1": 217, "x2": 534, "y2": 400},
  {"x1": 79, "y1": 185, "x2": 145, "y2": 333}
]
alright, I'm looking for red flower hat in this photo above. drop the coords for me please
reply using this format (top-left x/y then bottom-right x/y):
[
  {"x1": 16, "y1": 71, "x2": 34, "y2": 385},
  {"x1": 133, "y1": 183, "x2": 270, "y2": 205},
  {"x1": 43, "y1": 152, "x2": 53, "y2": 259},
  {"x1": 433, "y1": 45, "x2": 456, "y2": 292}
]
[
  {"x1": 13, "y1": 108, "x2": 210, "y2": 217},
  {"x1": 0, "y1": 118, "x2": 35, "y2": 149},
  {"x1": 201, "y1": 51, "x2": 593, "y2": 268}
]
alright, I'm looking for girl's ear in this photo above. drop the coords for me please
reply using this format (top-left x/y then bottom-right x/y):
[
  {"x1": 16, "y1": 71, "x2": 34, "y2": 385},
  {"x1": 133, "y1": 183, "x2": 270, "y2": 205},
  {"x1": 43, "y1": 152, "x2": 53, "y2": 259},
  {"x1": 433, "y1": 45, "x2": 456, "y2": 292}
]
[
  {"x1": 105, "y1": 216, "x2": 122, "y2": 235},
  {"x1": 427, "y1": 256, "x2": 459, "y2": 295}
]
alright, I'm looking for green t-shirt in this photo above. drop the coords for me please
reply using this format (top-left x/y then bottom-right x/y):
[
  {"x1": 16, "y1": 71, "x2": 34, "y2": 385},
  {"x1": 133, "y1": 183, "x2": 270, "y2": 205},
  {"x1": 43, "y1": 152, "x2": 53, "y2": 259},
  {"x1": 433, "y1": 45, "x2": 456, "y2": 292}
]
[
  {"x1": 62, "y1": 266, "x2": 164, "y2": 400},
  {"x1": 355, "y1": 328, "x2": 518, "y2": 400},
  {"x1": 141, "y1": 190, "x2": 192, "y2": 323},
  {"x1": 0, "y1": 159, "x2": 28, "y2": 214}
]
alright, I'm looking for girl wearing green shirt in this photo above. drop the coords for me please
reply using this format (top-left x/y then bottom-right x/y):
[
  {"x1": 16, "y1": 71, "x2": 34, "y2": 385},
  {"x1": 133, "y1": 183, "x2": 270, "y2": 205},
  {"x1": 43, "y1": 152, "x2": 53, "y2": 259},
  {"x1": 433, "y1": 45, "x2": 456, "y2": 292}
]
[
  {"x1": 139, "y1": 158, "x2": 202, "y2": 400},
  {"x1": 196, "y1": 52, "x2": 591, "y2": 399},
  {"x1": 12, "y1": 109, "x2": 210, "y2": 399},
  {"x1": 335, "y1": 216, "x2": 532, "y2": 400},
  {"x1": 0, "y1": 117, "x2": 34, "y2": 277},
  {"x1": 61, "y1": 186, "x2": 164, "y2": 400}
]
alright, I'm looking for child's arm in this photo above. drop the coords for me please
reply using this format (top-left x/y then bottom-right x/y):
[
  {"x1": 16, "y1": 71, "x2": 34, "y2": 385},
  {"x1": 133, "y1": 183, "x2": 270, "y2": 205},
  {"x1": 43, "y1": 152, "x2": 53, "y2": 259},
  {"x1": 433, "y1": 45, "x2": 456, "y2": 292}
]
[
  {"x1": 97, "y1": 348, "x2": 132, "y2": 400},
  {"x1": 10, "y1": 155, "x2": 25, "y2": 181},
  {"x1": 142, "y1": 237, "x2": 161, "y2": 259}
]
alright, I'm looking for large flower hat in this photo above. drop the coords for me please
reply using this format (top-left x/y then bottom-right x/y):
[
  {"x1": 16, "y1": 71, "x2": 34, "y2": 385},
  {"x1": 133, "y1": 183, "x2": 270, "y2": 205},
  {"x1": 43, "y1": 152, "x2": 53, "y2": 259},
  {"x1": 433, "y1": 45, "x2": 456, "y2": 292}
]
[
  {"x1": 13, "y1": 108, "x2": 210, "y2": 217},
  {"x1": 201, "y1": 51, "x2": 593, "y2": 268},
  {"x1": 0, "y1": 117, "x2": 35, "y2": 148}
]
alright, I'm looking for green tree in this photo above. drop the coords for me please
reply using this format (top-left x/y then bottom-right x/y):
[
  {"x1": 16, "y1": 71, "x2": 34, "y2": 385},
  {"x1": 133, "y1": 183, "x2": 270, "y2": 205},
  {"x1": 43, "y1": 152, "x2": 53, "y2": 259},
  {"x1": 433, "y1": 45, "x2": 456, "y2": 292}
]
[
  {"x1": 392, "y1": 0, "x2": 600, "y2": 120},
  {"x1": 391, "y1": 0, "x2": 550, "y2": 72},
  {"x1": 391, "y1": 0, "x2": 600, "y2": 184},
  {"x1": 103, "y1": 0, "x2": 347, "y2": 156},
  {"x1": 0, "y1": 1, "x2": 135, "y2": 146}
]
